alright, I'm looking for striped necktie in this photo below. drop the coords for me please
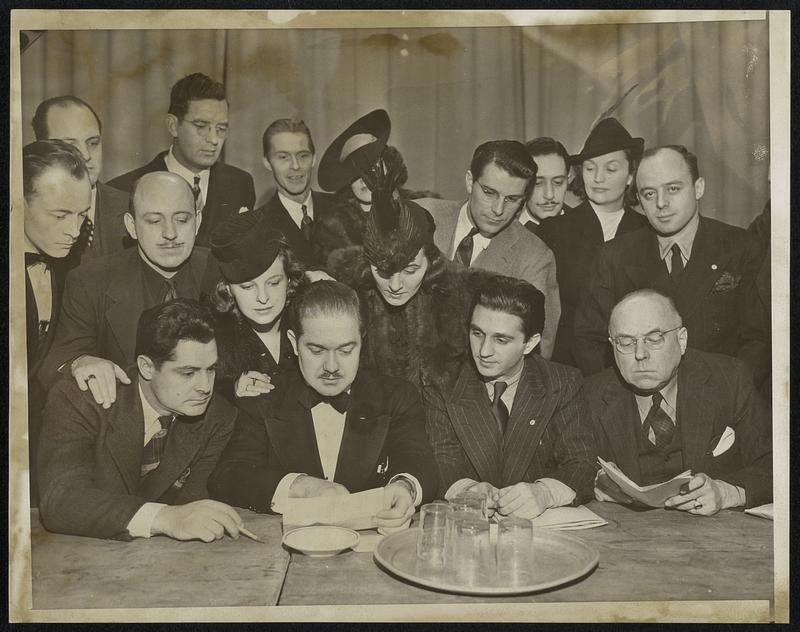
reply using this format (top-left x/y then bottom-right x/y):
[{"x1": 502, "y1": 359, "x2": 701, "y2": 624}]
[{"x1": 141, "y1": 415, "x2": 174, "y2": 476}]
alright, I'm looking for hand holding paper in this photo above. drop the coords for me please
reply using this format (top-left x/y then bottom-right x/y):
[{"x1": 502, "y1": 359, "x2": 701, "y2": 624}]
[{"x1": 597, "y1": 457, "x2": 692, "y2": 507}]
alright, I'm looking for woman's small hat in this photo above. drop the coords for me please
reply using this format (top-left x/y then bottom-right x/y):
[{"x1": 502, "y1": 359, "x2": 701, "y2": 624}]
[
  {"x1": 570, "y1": 117, "x2": 644, "y2": 165},
  {"x1": 318, "y1": 109, "x2": 391, "y2": 193},
  {"x1": 210, "y1": 210, "x2": 288, "y2": 284}
]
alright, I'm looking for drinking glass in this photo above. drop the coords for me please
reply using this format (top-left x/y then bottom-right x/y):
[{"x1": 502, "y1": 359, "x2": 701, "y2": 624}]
[
  {"x1": 452, "y1": 516, "x2": 494, "y2": 586},
  {"x1": 496, "y1": 516, "x2": 534, "y2": 586},
  {"x1": 448, "y1": 491, "x2": 487, "y2": 519},
  {"x1": 416, "y1": 502, "x2": 452, "y2": 569}
]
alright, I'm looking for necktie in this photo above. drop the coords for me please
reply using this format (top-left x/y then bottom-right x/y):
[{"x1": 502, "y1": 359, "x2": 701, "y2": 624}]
[
  {"x1": 141, "y1": 415, "x2": 174, "y2": 476},
  {"x1": 301, "y1": 204, "x2": 312, "y2": 241},
  {"x1": 491, "y1": 381, "x2": 509, "y2": 434},
  {"x1": 455, "y1": 227, "x2": 479, "y2": 267},
  {"x1": 192, "y1": 175, "x2": 203, "y2": 227},
  {"x1": 644, "y1": 392, "x2": 675, "y2": 449},
  {"x1": 162, "y1": 278, "x2": 177, "y2": 303},
  {"x1": 301, "y1": 385, "x2": 350, "y2": 414},
  {"x1": 670, "y1": 243, "x2": 684, "y2": 280}
]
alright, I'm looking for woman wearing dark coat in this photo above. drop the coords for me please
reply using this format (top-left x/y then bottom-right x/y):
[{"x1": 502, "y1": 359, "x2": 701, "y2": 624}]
[
  {"x1": 207, "y1": 211, "x2": 306, "y2": 401},
  {"x1": 538, "y1": 118, "x2": 649, "y2": 367}
]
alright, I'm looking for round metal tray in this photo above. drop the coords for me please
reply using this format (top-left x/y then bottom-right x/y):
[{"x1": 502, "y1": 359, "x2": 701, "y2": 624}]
[{"x1": 374, "y1": 527, "x2": 599, "y2": 596}]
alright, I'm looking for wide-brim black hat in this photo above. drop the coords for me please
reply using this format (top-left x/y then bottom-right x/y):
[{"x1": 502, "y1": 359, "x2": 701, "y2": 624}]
[
  {"x1": 318, "y1": 109, "x2": 391, "y2": 193},
  {"x1": 209, "y1": 210, "x2": 288, "y2": 284},
  {"x1": 570, "y1": 117, "x2": 644, "y2": 165}
]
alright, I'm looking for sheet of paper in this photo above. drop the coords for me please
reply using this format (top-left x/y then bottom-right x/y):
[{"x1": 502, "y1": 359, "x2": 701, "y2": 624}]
[
  {"x1": 281, "y1": 487, "x2": 384, "y2": 530},
  {"x1": 598, "y1": 457, "x2": 693, "y2": 508},
  {"x1": 531, "y1": 505, "x2": 608, "y2": 530},
  {"x1": 745, "y1": 503, "x2": 773, "y2": 520}
]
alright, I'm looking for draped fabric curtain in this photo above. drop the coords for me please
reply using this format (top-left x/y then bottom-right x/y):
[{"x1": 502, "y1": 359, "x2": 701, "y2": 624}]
[{"x1": 20, "y1": 19, "x2": 769, "y2": 227}]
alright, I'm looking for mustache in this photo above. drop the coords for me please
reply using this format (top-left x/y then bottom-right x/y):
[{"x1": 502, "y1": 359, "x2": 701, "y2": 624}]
[{"x1": 320, "y1": 371, "x2": 342, "y2": 379}]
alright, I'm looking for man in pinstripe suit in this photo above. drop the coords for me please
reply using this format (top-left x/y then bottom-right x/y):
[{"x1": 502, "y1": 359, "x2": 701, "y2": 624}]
[{"x1": 422, "y1": 276, "x2": 597, "y2": 520}]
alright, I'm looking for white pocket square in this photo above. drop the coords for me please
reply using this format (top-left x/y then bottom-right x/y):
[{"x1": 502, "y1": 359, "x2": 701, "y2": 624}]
[
  {"x1": 238, "y1": 206, "x2": 250, "y2": 214},
  {"x1": 711, "y1": 426, "x2": 735, "y2": 457}
]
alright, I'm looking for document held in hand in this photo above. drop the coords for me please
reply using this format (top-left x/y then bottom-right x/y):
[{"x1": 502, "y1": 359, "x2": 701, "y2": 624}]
[{"x1": 598, "y1": 457, "x2": 693, "y2": 507}]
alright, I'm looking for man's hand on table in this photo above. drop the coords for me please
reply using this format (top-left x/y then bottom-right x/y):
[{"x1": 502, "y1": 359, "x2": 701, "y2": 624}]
[
  {"x1": 594, "y1": 467, "x2": 634, "y2": 504},
  {"x1": 288, "y1": 474, "x2": 350, "y2": 498},
  {"x1": 664, "y1": 473, "x2": 742, "y2": 516},
  {"x1": 466, "y1": 481, "x2": 500, "y2": 517},
  {"x1": 374, "y1": 481, "x2": 415, "y2": 532},
  {"x1": 71, "y1": 355, "x2": 131, "y2": 408},
  {"x1": 496, "y1": 481, "x2": 552, "y2": 520},
  {"x1": 151, "y1": 500, "x2": 244, "y2": 542}
]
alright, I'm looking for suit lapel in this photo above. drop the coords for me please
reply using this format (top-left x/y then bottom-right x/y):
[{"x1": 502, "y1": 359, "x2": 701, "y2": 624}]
[
  {"x1": 263, "y1": 374, "x2": 325, "y2": 478},
  {"x1": 447, "y1": 364, "x2": 503, "y2": 485},
  {"x1": 597, "y1": 375, "x2": 642, "y2": 481},
  {"x1": 622, "y1": 229, "x2": 672, "y2": 295},
  {"x1": 676, "y1": 353, "x2": 716, "y2": 468},
  {"x1": 501, "y1": 360, "x2": 552, "y2": 485},
  {"x1": 672, "y1": 217, "x2": 729, "y2": 321},
  {"x1": 105, "y1": 250, "x2": 146, "y2": 361},
  {"x1": 432, "y1": 201, "x2": 462, "y2": 257},
  {"x1": 333, "y1": 372, "x2": 391, "y2": 490},
  {"x1": 475, "y1": 224, "x2": 517, "y2": 272},
  {"x1": 104, "y1": 380, "x2": 146, "y2": 493}
]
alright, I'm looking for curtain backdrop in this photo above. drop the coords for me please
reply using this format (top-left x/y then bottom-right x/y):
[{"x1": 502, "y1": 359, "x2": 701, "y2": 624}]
[{"x1": 19, "y1": 20, "x2": 769, "y2": 227}]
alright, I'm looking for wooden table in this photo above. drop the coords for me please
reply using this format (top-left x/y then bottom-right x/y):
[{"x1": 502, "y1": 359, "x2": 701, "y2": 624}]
[
  {"x1": 277, "y1": 501, "x2": 774, "y2": 605},
  {"x1": 30, "y1": 509, "x2": 289, "y2": 610},
  {"x1": 29, "y1": 501, "x2": 773, "y2": 610}
]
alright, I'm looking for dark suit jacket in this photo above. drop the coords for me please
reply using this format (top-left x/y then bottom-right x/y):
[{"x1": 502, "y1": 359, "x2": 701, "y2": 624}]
[
  {"x1": 37, "y1": 373, "x2": 236, "y2": 539},
  {"x1": 208, "y1": 368, "x2": 439, "y2": 512},
  {"x1": 39, "y1": 246, "x2": 220, "y2": 389},
  {"x1": 537, "y1": 199, "x2": 648, "y2": 367},
  {"x1": 107, "y1": 151, "x2": 256, "y2": 247},
  {"x1": 423, "y1": 356, "x2": 597, "y2": 503},
  {"x1": 26, "y1": 259, "x2": 68, "y2": 504},
  {"x1": 257, "y1": 190, "x2": 335, "y2": 268},
  {"x1": 66, "y1": 182, "x2": 131, "y2": 268},
  {"x1": 582, "y1": 349, "x2": 772, "y2": 508},
  {"x1": 572, "y1": 216, "x2": 769, "y2": 386}
]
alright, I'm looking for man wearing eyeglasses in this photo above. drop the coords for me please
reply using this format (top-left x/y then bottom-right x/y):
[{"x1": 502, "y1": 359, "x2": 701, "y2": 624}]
[
  {"x1": 108, "y1": 73, "x2": 256, "y2": 247},
  {"x1": 416, "y1": 140, "x2": 561, "y2": 359},
  {"x1": 584, "y1": 289, "x2": 771, "y2": 516}
]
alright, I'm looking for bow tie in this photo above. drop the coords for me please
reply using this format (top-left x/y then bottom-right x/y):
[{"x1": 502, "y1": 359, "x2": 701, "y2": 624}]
[
  {"x1": 25, "y1": 251, "x2": 55, "y2": 268},
  {"x1": 300, "y1": 385, "x2": 350, "y2": 414}
]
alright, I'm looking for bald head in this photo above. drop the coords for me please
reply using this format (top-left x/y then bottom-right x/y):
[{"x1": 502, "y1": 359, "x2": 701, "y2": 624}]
[
  {"x1": 609, "y1": 289, "x2": 682, "y2": 337},
  {"x1": 124, "y1": 171, "x2": 197, "y2": 273}
]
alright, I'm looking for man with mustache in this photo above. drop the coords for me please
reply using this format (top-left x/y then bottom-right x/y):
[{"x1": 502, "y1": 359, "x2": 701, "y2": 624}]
[
  {"x1": 108, "y1": 73, "x2": 256, "y2": 246},
  {"x1": 209, "y1": 280, "x2": 438, "y2": 531},
  {"x1": 40, "y1": 171, "x2": 221, "y2": 409},
  {"x1": 38, "y1": 299, "x2": 244, "y2": 541},
  {"x1": 22, "y1": 139, "x2": 92, "y2": 502}
]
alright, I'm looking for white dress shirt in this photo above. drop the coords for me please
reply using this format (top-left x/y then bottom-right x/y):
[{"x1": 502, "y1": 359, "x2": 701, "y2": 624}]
[
  {"x1": 451, "y1": 203, "x2": 491, "y2": 264},
  {"x1": 270, "y1": 399, "x2": 422, "y2": 513},
  {"x1": 165, "y1": 146, "x2": 210, "y2": 227},
  {"x1": 590, "y1": 204, "x2": 625, "y2": 242},
  {"x1": 277, "y1": 191, "x2": 314, "y2": 230},
  {"x1": 24, "y1": 239, "x2": 52, "y2": 325},
  {"x1": 125, "y1": 385, "x2": 171, "y2": 538}
]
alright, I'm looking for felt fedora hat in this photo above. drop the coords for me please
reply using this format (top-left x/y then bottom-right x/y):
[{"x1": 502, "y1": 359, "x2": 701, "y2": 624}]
[
  {"x1": 210, "y1": 209, "x2": 288, "y2": 284},
  {"x1": 318, "y1": 109, "x2": 391, "y2": 193},
  {"x1": 570, "y1": 117, "x2": 644, "y2": 165}
]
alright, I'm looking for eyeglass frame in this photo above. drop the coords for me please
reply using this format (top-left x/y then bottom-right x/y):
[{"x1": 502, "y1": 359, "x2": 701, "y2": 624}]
[{"x1": 608, "y1": 325, "x2": 683, "y2": 354}]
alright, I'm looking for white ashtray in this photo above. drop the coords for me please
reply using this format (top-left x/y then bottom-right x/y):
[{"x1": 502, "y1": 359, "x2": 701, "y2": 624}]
[{"x1": 282, "y1": 526, "x2": 360, "y2": 557}]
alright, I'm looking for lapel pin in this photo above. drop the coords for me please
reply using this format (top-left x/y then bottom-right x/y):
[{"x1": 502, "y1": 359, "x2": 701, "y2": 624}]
[
  {"x1": 711, "y1": 264, "x2": 718, "y2": 270},
  {"x1": 529, "y1": 419, "x2": 536, "y2": 426}
]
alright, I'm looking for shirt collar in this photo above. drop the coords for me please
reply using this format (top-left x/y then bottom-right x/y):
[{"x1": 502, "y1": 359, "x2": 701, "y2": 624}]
[
  {"x1": 485, "y1": 359, "x2": 525, "y2": 391},
  {"x1": 138, "y1": 381, "x2": 163, "y2": 431},
  {"x1": 518, "y1": 206, "x2": 539, "y2": 226},
  {"x1": 456, "y1": 202, "x2": 492, "y2": 251},
  {"x1": 138, "y1": 249, "x2": 179, "y2": 279},
  {"x1": 657, "y1": 212, "x2": 700, "y2": 261},
  {"x1": 278, "y1": 190, "x2": 313, "y2": 217},
  {"x1": 165, "y1": 146, "x2": 210, "y2": 182},
  {"x1": 633, "y1": 372, "x2": 679, "y2": 417}
]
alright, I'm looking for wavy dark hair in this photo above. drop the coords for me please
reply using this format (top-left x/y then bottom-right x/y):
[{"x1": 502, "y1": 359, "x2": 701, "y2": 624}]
[
  {"x1": 211, "y1": 246, "x2": 307, "y2": 319},
  {"x1": 135, "y1": 298, "x2": 215, "y2": 367},
  {"x1": 568, "y1": 147, "x2": 639, "y2": 208}
]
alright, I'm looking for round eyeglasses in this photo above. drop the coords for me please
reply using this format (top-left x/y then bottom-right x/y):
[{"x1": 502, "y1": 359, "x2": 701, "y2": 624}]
[{"x1": 609, "y1": 325, "x2": 682, "y2": 354}]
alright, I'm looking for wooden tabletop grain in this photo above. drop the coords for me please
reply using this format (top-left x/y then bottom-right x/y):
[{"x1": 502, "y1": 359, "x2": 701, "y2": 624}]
[{"x1": 29, "y1": 500, "x2": 773, "y2": 609}]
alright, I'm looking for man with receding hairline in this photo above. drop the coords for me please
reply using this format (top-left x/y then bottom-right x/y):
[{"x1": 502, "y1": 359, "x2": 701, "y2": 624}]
[
  {"x1": 108, "y1": 73, "x2": 256, "y2": 246},
  {"x1": 41, "y1": 171, "x2": 221, "y2": 409},
  {"x1": 33, "y1": 95, "x2": 130, "y2": 261},
  {"x1": 573, "y1": 145, "x2": 769, "y2": 390},
  {"x1": 584, "y1": 289, "x2": 771, "y2": 516}
]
